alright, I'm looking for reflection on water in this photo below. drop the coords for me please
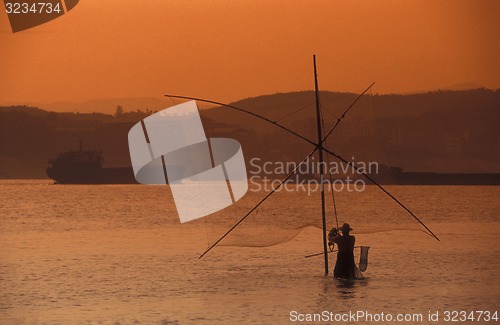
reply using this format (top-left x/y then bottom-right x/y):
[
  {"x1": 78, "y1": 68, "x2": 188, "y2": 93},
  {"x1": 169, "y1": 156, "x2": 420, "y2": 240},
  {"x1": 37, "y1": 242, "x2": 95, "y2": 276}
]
[{"x1": 317, "y1": 271, "x2": 371, "y2": 302}]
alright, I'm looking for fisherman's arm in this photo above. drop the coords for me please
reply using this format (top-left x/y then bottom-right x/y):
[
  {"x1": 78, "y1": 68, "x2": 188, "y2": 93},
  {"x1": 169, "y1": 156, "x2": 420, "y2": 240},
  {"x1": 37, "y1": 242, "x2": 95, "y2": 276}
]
[{"x1": 328, "y1": 228, "x2": 339, "y2": 245}]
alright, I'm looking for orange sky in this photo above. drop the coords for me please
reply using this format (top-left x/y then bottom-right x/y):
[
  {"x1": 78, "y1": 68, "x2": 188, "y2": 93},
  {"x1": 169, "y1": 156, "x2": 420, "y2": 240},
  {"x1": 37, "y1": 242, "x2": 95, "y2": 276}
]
[{"x1": 0, "y1": 0, "x2": 498, "y2": 107}]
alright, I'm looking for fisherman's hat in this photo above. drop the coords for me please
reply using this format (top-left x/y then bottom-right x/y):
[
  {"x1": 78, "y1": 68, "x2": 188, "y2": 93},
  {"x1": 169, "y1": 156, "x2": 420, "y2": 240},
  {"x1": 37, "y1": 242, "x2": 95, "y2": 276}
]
[{"x1": 340, "y1": 223, "x2": 353, "y2": 232}]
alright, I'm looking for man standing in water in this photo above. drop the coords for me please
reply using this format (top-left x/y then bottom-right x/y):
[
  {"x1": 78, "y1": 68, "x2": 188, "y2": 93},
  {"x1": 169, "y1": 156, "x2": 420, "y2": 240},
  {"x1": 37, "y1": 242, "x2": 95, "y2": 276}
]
[{"x1": 329, "y1": 223, "x2": 356, "y2": 280}]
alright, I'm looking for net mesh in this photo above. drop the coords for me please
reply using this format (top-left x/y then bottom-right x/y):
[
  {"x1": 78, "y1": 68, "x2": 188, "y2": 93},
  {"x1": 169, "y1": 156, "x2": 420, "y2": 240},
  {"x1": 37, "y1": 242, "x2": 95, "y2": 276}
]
[
  {"x1": 359, "y1": 246, "x2": 370, "y2": 272},
  {"x1": 193, "y1": 178, "x2": 428, "y2": 249},
  {"x1": 179, "y1": 92, "x2": 436, "y2": 250}
]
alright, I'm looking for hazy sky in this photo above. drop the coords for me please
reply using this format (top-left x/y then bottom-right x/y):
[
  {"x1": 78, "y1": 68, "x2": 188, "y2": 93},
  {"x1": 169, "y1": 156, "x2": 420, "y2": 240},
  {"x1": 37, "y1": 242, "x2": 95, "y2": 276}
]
[{"x1": 1, "y1": 0, "x2": 499, "y2": 107}]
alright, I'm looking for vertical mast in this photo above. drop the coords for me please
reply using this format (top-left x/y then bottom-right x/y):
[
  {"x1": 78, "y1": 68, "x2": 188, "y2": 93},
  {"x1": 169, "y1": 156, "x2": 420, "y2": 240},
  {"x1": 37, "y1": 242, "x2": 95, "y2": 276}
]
[{"x1": 313, "y1": 55, "x2": 329, "y2": 275}]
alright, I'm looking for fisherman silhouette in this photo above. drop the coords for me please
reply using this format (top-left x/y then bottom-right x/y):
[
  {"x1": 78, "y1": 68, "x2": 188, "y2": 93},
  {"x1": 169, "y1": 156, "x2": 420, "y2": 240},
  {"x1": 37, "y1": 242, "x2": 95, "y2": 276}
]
[{"x1": 329, "y1": 223, "x2": 356, "y2": 280}]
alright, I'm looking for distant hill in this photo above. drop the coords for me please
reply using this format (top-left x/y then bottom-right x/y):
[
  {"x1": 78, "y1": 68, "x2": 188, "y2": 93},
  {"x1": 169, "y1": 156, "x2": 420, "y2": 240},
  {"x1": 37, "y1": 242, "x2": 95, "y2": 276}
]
[
  {"x1": 27, "y1": 97, "x2": 170, "y2": 115},
  {"x1": 404, "y1": 83, "x2": 486, "y2": 94},
  {"x1": 0, "y1": 88, "x2": 499, "y2": 179},
  {"x1": 442, "y1": 82, "x2": 485, "y2": 91},
  {"x1": 0, "y1": 84, "x2": 488, "y2": 114},
  {"x1": 203, "y1": 88, "x2": 500, "y2": 173}
]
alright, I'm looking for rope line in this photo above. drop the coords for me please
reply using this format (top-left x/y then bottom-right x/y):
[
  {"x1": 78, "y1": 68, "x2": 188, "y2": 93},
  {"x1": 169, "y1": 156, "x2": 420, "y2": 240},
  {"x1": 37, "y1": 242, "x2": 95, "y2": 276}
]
[{"x1": 274, "y1": 101, "x2": 316, "y2": 123}]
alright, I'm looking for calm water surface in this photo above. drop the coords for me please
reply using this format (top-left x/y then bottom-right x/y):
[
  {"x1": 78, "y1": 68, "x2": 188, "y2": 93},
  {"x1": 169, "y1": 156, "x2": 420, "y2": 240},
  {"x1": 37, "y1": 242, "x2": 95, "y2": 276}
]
[{"x1": 0, "y1": 180, "x2": 499, "y2": 324}]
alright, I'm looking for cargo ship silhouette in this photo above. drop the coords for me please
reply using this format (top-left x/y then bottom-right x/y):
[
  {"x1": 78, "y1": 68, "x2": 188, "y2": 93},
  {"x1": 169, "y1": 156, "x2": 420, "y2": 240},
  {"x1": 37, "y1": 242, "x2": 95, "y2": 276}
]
[{"x1": 46, "y1": 141, "x2": 137, "y2": 184}]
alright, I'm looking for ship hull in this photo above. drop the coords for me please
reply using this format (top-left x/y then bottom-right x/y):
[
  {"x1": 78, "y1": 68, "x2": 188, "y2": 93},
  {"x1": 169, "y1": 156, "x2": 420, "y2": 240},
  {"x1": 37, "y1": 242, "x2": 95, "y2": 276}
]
[{"x1": 46, "y1": 166, "x2": 138, "y2": 184}]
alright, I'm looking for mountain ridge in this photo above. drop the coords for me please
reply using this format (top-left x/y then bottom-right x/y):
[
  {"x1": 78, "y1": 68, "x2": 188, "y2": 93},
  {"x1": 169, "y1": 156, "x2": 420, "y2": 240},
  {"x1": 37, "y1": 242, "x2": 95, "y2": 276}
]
[
  {"x1": 0, "y1": 88, "x2": 499, "y2": 178},
  {"x1": 0, "y1": 84, "x2": 494, "y2": 114}
]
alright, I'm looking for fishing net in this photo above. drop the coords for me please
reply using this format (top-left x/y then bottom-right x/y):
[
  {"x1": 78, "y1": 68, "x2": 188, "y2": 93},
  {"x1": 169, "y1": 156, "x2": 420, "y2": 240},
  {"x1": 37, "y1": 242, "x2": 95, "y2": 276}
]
[
  {"x1": 170, "y1": 91, "x2": 437, "y2": 252},
  {"x1": 359, "y1": 246, "x2": 370, "y2": 272},
  {"x1": 193, "y1": 166, "x2": 431, "y2": 249}
]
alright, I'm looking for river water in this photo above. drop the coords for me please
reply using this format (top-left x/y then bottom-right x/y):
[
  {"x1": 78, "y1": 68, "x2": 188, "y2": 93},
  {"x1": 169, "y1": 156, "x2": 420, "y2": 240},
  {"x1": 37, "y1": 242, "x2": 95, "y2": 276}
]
[{"x1": 1, "y1": 180, "x2": 499, "y2": 324}]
